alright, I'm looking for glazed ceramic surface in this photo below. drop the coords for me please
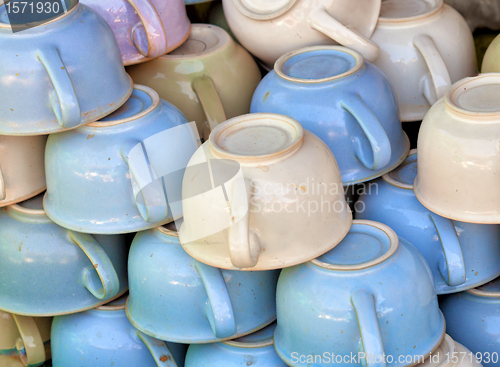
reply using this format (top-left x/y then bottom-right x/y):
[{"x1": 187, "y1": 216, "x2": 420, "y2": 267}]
[
  {"x1": 0, "y1": 355, "x2": 25, "y2": 367},
  {"x1": 0, "y1": 136, "x2": 46, "y2": 208},
  {"x1": 185, "y1": 322, "x2": 287, "y2": 367},
  {"x1": 0, "y1": 311, "x2": 52, "y2": 367},
  {"x1": 180, "y1": 113, "x2": 352, "y2": 270},
  {"x1": 51, "y1": 296, "x2": 187, "y2": 367},
  {"x1": 0, "y1": 195, "x2": 130, "y2": 316},
  {"x1": 414, "y1": 74, "x2": 500, "y2": 224},
  {"x1": 251, "y1": 46, "x2": 409, "y2": 185},
  {"x1": 371, "y1": 0, "x2": 477, "y2": 122},
  {"x1": 127, "y1": 224, "x2": 279, "y2": 343},
  {"x1": 222, "y1": 0, "x2": 381, "y2": 68},
  {"x1": 418, "y1": 335, "x2": 483, "y2": 367},
  {"x1": 81, "y1": 0, "x2": 191, "y2": 65},
  {"x1": 127, "y1": 24, "x2": 261, "y2": 140},
  {"x1": 356, "y1": 150, "x2": 500, "y2": 294},
  {"x1": 275, "y1": 220, "x2": 445, "y2": 367},
  {"x1": 440, "y1": 278, "x2": 500, "y2": 366},
  {"x1": 44, "y1": 85, "x2": 199, "y2": 234},
  {"x1": 0, "y1": 1, "x2": 133, "y2": 135},
  {"x1": 482, "y1": 34, "x2": 500, "y2": 73}
]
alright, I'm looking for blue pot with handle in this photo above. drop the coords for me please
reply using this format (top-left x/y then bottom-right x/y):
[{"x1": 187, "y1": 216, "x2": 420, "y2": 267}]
[
  {"x1": 0, "y1": 0, "x2": 132, "y2": 135},
  {"x1": 51, "y1": 296, "x2": 187, "y2": 367},
  {"x1": 274, "y1": 220, "x2": 445, "y2": 367},
  {"x1": 126, "y1": 223, "x2": 280, "y2": 343},
  {"x1": 250, "y1": 46, "x2": 410, "y2": 185},
  {"x1": 356, "y1": 150, "x2": 500, "y2": 294},
  {"x1": 0, "y1": 194, "x2": 129, "y2": 316}
]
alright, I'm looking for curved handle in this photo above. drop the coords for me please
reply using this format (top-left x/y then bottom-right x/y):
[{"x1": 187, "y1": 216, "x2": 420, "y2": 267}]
[
  {"x1": 194, "y1": 260, "x2": 237, "y2": 339},
  {"x1": 429, "y1": 214, "x2": 466, "y2": 287},
  {"x1": 309, "y1": 7, "x2": 379, "y2": 62},
  {"x1": 341, "y1": 94, "x2": 392, "y2": 171},
  {"x1": 123, "y1": 142, "x2": 169, "y2": 224},
  {"x1": 351, "y1": 289, "x2": 386, "y2": 367},
  {"x1": 128, "y1": 0, "x2": 168, "y2": 58},
  {"x1": 136, "y1": 331, "x2": 178, "y2": 367},
  {"x1": 12, "y1": 315, "x2": 46, "y2": 367},
  {"x1": 0, "y1": 165, "x2": 5, "y2": 201},
  {"x1": 228, "y1": 177, "x2": 261, "y2": 269},
  {"x1": 36, "y1": 47, "x2": 81, "y2": 129},
  {"x1": 192, "y1": 76, "x2": 227, "y2": 141},
  {"x1": 70, "y1": 230, "x2": 120, "y2": 301},
  {"x1": 413, "y1": 35, "x2": 452, "y2": 105}
]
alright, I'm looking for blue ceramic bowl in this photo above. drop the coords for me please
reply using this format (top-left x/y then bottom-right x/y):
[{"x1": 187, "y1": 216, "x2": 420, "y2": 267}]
[
  {"x1": 0, "y1": 1, "x2": 132, "y2": 135},
  {"x1": 356, "y1": 150, "x2": 500, "y2": 294},
  {"x1": 51, "y1": 296, "x2": 187, "y2": 367},
  {"x1": 0, "y1": 195, "x2": 129, "y2": 316},
  {"x1": 275, "y1": 220, "x2": 445, "y2": 367},
  {"x1": 440, "y1": 278, "x2": 500, "y2": 367},
  {"x1": 185, "y1": 323, "x2": 287, "y2": 367},
  {"x1": 44, "y1": 85, "x2": 199, "y2": 234},
  {"x1": 126, "y1": 223, "x2": 280, "y2": 343},
  {"x1": 251, "y1": 46, "x2": 409, "y2": 185}
]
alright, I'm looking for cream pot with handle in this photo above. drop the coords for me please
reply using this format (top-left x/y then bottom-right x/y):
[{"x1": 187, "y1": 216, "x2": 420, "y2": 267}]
[
  {"x1": 370, "y1": 0, "x2": 477, "y2": 122},
  {"x1": 179, "y1": 113, "x2": 352, "y2": 270},
  {"x1": 222, "y1": 0, "x2": 381, "y2": 69},
  {"x1": 0, "y1": 0, "x2": 133, "y2": 135}
]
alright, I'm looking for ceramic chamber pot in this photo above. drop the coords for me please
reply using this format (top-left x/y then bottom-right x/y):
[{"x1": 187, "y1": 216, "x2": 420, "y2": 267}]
[
  {"x1": 440, "y1": 278, "x2": 500, "y2": 367},
  {"x1": 0, "y1": 1, "x2": 133, "y2": 135},
  {"x1": 356, "y1": 150, "x2": 500, "y2": 294},
  {"x1": 222, "y1": 0, "x2": 381, "y2": 68},
  {"x1": 51, "y1": 296, "x2": 187, "y2": 367},
  {"x1": 179, "y1": 113, "x2": 352, "y2": 270},
  {"x1": 0, "y1": 195, "x2": 130, "y2": 317},
  {"x1": 370, "y1": 0, "x2": 477, "y2": 122},
  {"x1": 251, "y1": 46, "x2": 409, "y2": 185},
  {"x1": 80, "y1": 0, "x2": 191, "y2": 65},
  {"x1": 414, "y1": 74, "x2": 500, "y2": 223},
  {"x1": 275, "y1": 220, "x2": 445, "y2": 367},
  {"x1": 127, "y1": 24, "x2": 261, "y2": 140},
  {"x1": 0, "y1": 135, "x2": 46, "y2": 208},
  {"x1": 127, "y1": 223, "x2": 280, "y2": 343},
  {"x1": 43, "y1": 85, "x2": 199, "y2": 234}
]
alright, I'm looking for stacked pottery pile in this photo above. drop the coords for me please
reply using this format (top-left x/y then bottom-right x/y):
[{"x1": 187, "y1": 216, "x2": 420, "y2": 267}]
[{"x1": 1, "y1": 0, "x2": 499, "y2": 366}]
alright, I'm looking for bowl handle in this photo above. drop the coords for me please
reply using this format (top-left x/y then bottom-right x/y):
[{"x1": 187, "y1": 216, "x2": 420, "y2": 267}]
[
  {"x1": 0, "y1": 165, "x2": 5, "y2": 200},
  {"x1": 413, "y1": 35, "x2": 452, "y2": 105},
  {"x1": 429, "y1": 214, "x2": 466, "y2": 287},
  {"x1": 192, "y1": 76, "x2": 227, "y2": 141},
  {"x1": 13, "y1": 315, "x2": 46, "y2": 367},
  {"x1": 308, "y1": 7, "x2": 380, "y2": 62},
  {"x1": 70, "y1": 230, "x2": 120, "y2": 301},
  {"x1": 128, "y1": 0, "x2": 168, "y2": 58},
  {"x1": 341, "y1": 94, "x2": 392, "y2": 171},
  {"x1": 123, "y1": 141, "x2": 169, "y2": 224},
  {"x1": 36, "y1": 47, "x2": 81, "y2": 129},
  {"x1": 351, "y1": 289, "x2": 387, "y2": 367},
  {"x1": 136, "y1": 331, "x2": 178, "y2": 367},
  {"x1": 228, "y1": 177, "x2": 261, "y2": 269},
  {"x1": 194, "y1": 260, "x2": 237, "y2": 338}
]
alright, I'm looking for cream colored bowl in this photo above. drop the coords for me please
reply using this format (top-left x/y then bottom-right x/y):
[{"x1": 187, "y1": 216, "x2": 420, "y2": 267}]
[{"x1": 415, "y1": 74, "x2": 500, "y2": 223}]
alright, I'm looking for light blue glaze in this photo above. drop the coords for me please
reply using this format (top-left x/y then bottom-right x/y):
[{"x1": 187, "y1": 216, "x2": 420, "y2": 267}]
[
  {"x1": 0, "y1": 1, "x2": 132, "y2": 135},
  {"x1": 440, "y1": 279, "x2": 500, "y2": 366},
  {"x1": 274, "y1": 221, "x2": 445, "y2": 367},
  {"x1": 0, "y1": 195, "x2": 130, "y2": 316},
  {"x1": 126, "y1": 225, "x2": 280, "y2": 343},
  {"x1": 51, "y1": 296, "x2": 188, "y2": 367},
  {"x1": 44, "y1": 87, "x2": 198, "y2": 234},
  {"x1": 250, "y1": 47, "x2": 410, "y2": 185},
  {"x1": 356, "y1": 151, "x2": 500, "y2": 294},
  {"x1": 185, "y1": 323, "x2": 287, "y2": 367}
]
